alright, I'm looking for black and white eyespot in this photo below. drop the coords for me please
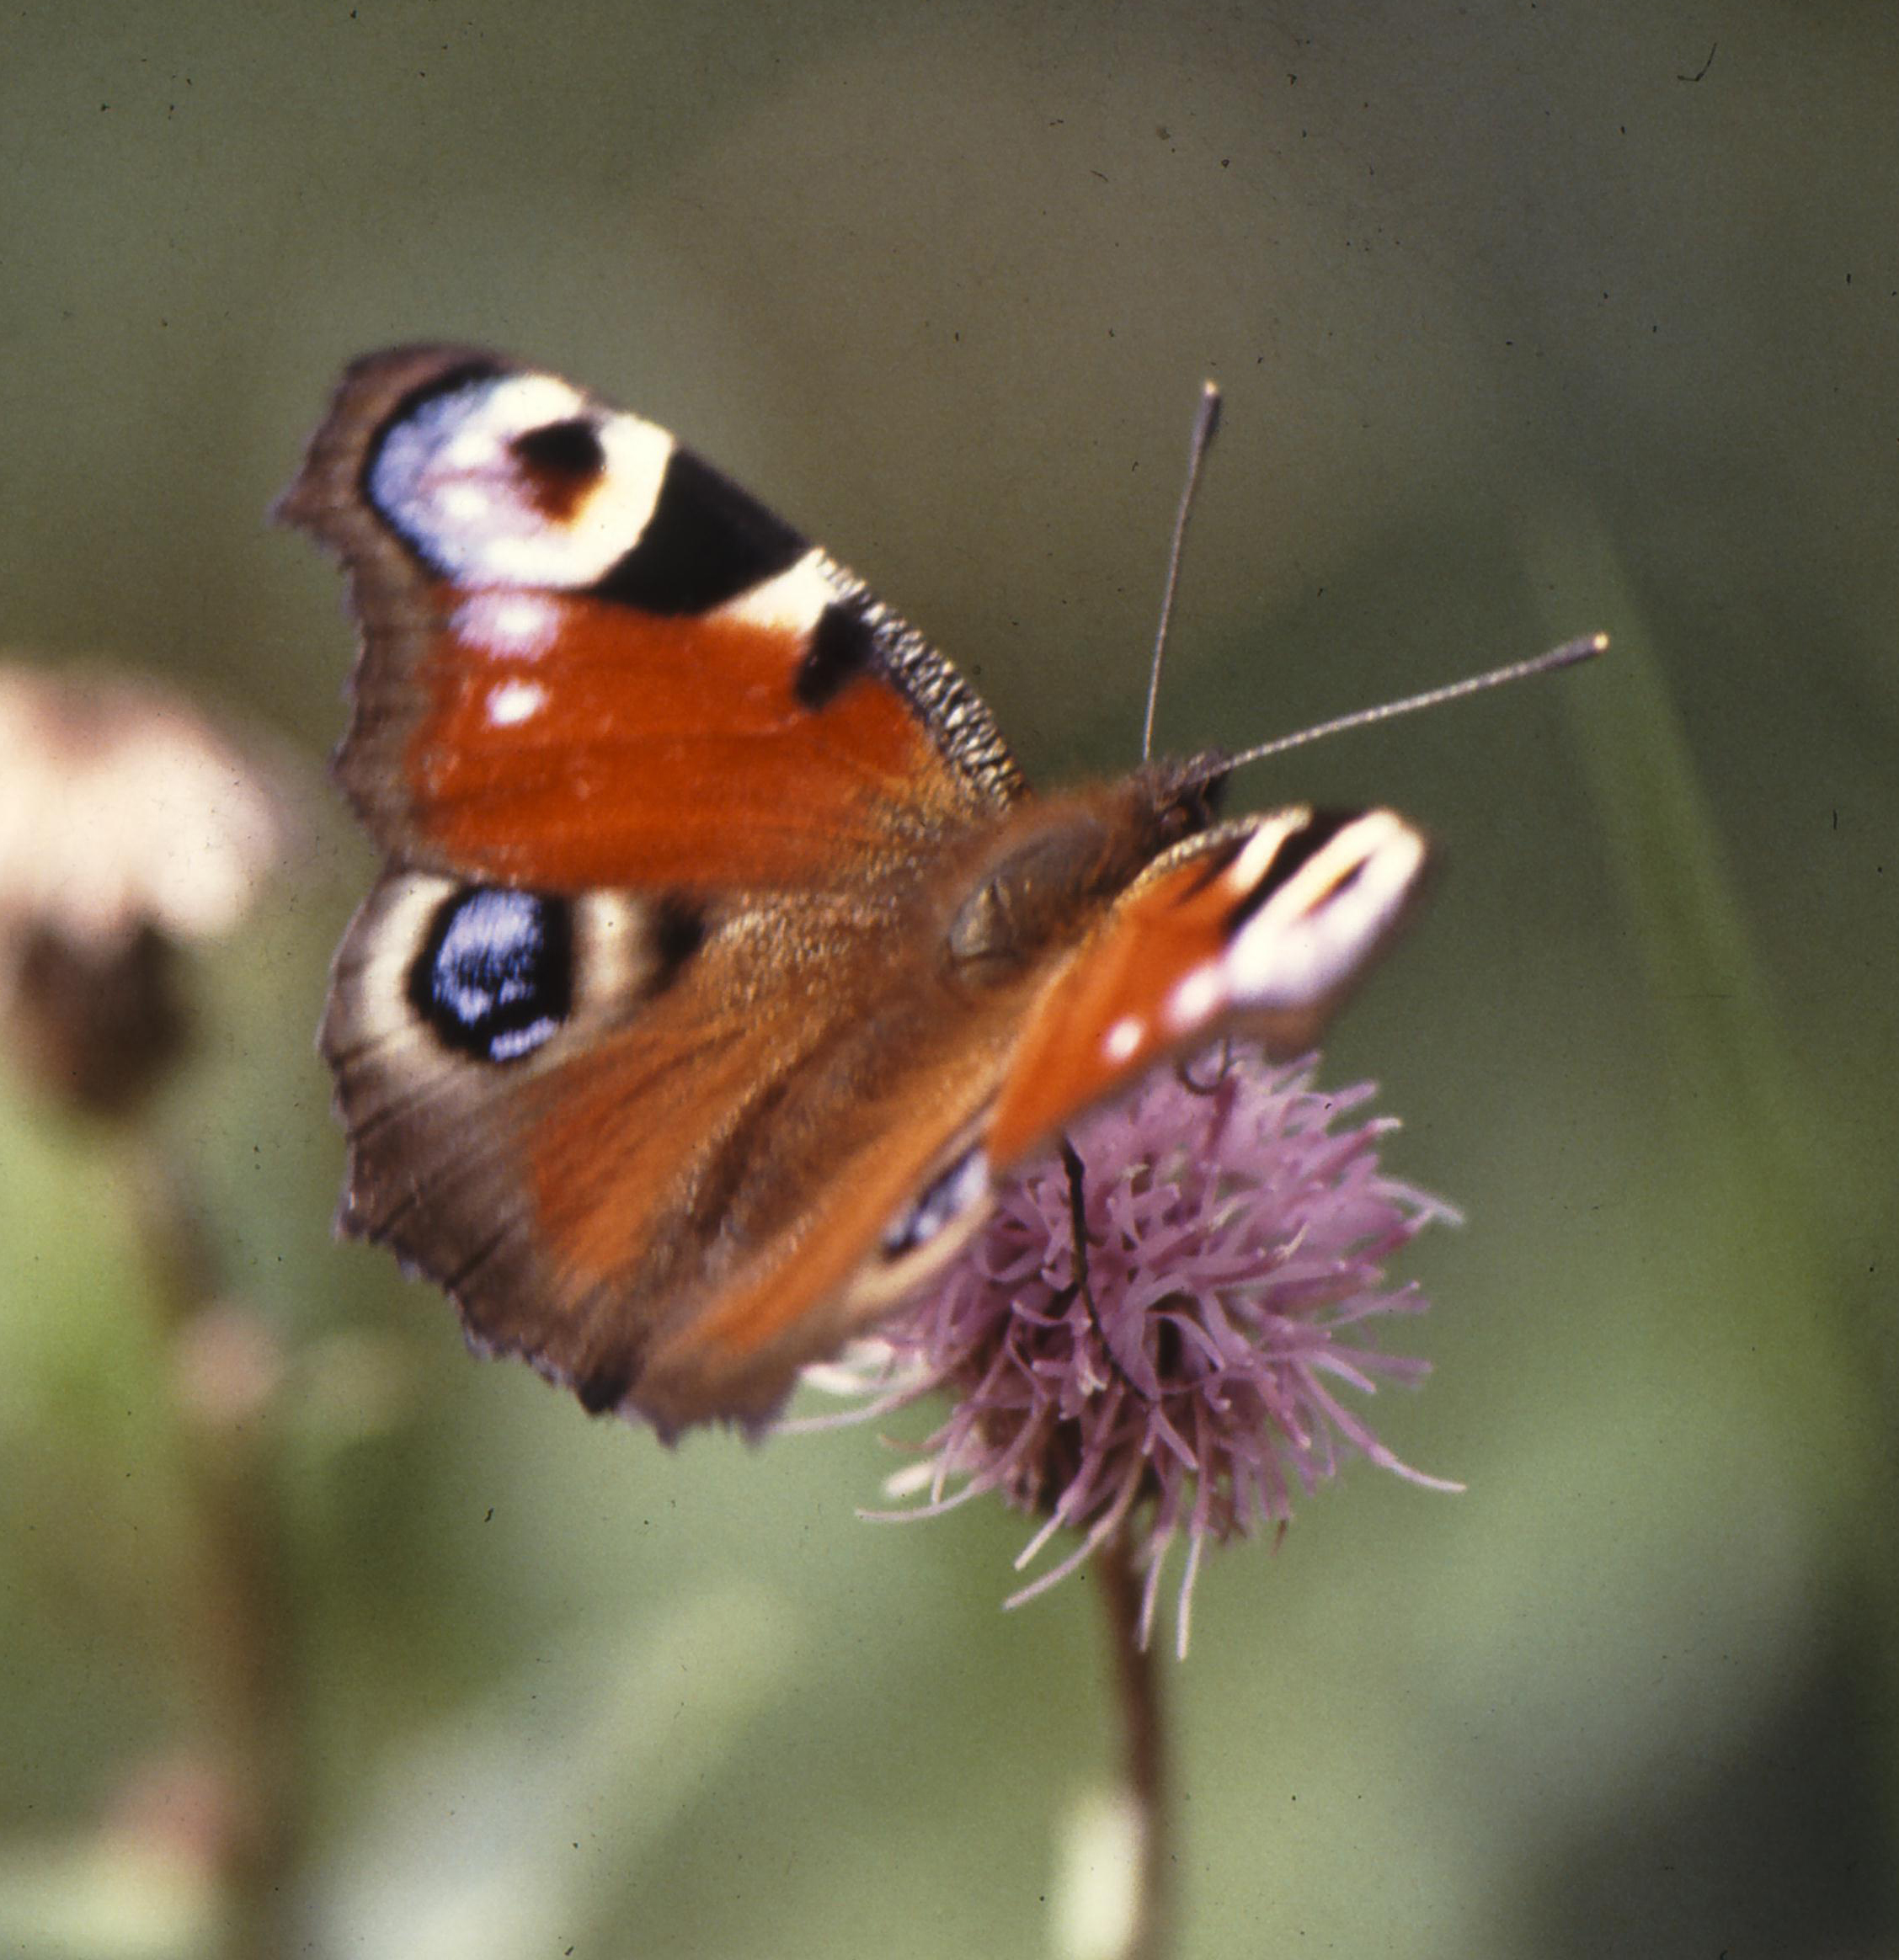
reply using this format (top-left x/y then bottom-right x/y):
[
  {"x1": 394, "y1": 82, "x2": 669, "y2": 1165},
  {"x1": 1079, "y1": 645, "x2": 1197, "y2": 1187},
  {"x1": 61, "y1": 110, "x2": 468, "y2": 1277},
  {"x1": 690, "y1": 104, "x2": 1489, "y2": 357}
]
[
  {"x1": 328, "y1": 876, "x2": 712, "y2": 1095},
  {"x1": 365, "y1": 365, "x2": 823, "y2": 621},
  {"x1": 408, "y1": 887, "x2": 573, "y2": 1064},
  {"x1": 881, "y1": 1144, "x2": 991, "y2": 1261},
  {"x1": 367, "y1": 371, "x2": 674, "y2": 589}
]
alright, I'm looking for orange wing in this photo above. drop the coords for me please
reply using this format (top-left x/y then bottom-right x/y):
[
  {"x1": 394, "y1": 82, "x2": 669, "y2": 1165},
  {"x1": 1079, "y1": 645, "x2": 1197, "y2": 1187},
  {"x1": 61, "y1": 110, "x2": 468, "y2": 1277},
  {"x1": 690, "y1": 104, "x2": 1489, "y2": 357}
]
[
  {"x1": 278, "y1": 345, "x2": 1023, "y2": 892},
  {"x1": 985, "y1": 807, "x2": 1429, "y2": 1165}
]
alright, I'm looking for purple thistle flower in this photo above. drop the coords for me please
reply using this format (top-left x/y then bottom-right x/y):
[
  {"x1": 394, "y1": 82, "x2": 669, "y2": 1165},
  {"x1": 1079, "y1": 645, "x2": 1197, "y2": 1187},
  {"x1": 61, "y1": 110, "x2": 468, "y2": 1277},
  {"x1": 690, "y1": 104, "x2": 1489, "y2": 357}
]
[{"x1": 797, "y1": 1047, "x2": 1461, "y2": 1655}]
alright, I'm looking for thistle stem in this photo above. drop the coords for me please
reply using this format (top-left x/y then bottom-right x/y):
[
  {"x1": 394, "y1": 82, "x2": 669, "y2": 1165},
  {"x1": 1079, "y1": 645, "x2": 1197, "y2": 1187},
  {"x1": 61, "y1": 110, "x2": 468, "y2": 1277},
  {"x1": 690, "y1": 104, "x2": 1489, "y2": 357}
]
[
  {"x1": 127, "y1": 1139, "x2": 300, "y2": 1959},
  {"x1": 1095, "y1": 1531, "x2": 1172, "y2": 1960}
]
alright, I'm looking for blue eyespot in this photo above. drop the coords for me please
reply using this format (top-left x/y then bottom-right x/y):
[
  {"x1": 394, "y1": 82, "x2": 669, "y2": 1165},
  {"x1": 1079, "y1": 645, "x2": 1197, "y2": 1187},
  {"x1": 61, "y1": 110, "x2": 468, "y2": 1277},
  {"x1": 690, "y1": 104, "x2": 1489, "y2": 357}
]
[{"x1": 409, "y1": 887, "x2": 571, "y2": 1064}]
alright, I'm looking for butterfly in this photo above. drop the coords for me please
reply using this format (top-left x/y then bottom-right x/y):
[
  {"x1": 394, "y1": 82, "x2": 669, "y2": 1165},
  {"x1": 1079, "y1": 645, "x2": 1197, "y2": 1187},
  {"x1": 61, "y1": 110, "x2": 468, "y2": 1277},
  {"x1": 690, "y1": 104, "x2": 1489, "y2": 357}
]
[{"x1": 278, "y1": 347, "x2": 1430, "y2": 1440}]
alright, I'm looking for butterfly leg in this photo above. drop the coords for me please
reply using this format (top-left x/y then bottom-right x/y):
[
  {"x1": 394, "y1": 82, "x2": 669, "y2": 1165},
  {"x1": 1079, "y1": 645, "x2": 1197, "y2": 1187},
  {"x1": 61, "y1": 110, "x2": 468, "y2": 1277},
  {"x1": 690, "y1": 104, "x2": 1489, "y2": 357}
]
[
  {"x1": 1174, "y1": 1036, "x2": 1235, "y2": 1096},
  {"x1": 1058, "y1": 1134, "x2": 1114, "y2": 1356}
]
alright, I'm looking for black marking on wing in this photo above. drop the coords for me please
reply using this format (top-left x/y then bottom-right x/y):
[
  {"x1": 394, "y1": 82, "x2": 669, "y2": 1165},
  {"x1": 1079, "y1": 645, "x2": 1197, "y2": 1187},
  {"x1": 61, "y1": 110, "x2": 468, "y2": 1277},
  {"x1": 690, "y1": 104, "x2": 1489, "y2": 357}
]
[
  {"x1": 680, "y1": 1067, "x2": 800, "y2": 1247},
  {"x1": 510, "y1": 417, "x2": 606, "y2": 519},
  {"x1": 795, "y1": 598, "x2": 881, "y2": 710},
  {"x1": 595, "y1": 448, "x2": 805, "y2": 615},
  {"x1": 647, "y1": 896, "x2": 708, "y2": 994},
  {"x1": 1226, "y1": 810, "x2": 1358, "y2": 934},
  {"x1": 812, "y1": 557, "x2": 1027, "y2": 805},
  {"x1": 880, "y1": 1144, "x2": 990, "y2": 1260},
  {"x1": 440, "y1": 1218, "x2": 516, "y2": 1297}
]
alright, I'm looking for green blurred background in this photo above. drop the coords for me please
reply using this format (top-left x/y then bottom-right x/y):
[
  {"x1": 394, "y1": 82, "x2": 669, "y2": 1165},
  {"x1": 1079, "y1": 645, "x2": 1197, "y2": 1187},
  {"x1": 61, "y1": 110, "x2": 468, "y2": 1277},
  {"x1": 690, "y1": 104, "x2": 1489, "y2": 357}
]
[{"x1": 2, "y1": 4, "x2": 1893, "y2": 1956}]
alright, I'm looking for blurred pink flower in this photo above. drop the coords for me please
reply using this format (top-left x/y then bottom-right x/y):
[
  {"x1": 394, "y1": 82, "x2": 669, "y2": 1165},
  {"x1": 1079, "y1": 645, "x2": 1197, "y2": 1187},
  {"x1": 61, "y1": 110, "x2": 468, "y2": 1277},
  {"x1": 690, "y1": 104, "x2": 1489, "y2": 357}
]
[
  {"x1": 0, "y1": 661, "x2": 291, "y2": 1114},
  {"x1": 803, "y1": 1047, "x2": 1461, "y2": 1654}
]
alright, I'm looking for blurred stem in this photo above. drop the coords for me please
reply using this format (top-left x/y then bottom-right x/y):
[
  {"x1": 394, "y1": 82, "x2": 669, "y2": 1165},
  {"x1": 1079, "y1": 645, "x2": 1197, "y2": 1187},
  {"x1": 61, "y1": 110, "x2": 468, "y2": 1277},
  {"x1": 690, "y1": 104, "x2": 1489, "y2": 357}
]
[
  {"x1": 1095, "y1": 1531, "x2": 1171, "y2": 1960},
  {"x1": 127, "y1": 1137, "x2": 299, "y2": 1960},
  {"x1": 1533, "y1": 518, "x2": 1899, "y2": 1849}
]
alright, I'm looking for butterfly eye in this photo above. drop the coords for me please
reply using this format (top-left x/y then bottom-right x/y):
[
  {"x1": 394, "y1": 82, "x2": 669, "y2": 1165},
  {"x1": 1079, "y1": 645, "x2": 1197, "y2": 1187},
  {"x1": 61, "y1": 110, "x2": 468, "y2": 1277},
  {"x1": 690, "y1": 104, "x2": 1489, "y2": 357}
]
[
  {"x1": 882, "y1": 1144, "x2": 991, "y2": 1261},
  {"x1": 408, "y1": 887, "x2": 572, "y2": 1064}
]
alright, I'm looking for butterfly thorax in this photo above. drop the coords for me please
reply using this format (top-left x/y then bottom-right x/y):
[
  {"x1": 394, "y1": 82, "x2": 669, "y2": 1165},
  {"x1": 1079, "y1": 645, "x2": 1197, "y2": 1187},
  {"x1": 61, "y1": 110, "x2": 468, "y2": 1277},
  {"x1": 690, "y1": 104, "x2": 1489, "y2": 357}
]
[{"x1": 941, "y1": 754, "x2": 1225, "y2": 982}]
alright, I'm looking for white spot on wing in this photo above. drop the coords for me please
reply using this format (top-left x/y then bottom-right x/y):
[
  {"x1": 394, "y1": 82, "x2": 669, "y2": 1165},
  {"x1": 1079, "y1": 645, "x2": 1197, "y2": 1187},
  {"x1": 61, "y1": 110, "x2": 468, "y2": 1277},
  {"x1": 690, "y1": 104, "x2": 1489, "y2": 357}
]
[
  {"x1": 486, "y1": 679, "x2": 546, "y2": 727},
  {"x1": 336, "y1": 871, "x2": 461, "y2": 1062},
  {"x1": 1222, "y1": 808, "x2": 1309, "y2": 896},
  {"x1": 455, "y1": 591, "x2": 560, "y2": 658},
  {"x1": 1162, "y1": 965, "x2": 1223, "y2": 1036},
  {"x1": 1104, "y1": 1014, "x2": 1147, "y2": 1063},
  {"x1": 488, "y1": 1018, "x2": 558, "y2": 1063},
  {"x1": 441, "y1": 482, "x2": 498, "y2": 528},
  {"x1": 573, "y1": 893, "x2": 656, "y2": 1006}
]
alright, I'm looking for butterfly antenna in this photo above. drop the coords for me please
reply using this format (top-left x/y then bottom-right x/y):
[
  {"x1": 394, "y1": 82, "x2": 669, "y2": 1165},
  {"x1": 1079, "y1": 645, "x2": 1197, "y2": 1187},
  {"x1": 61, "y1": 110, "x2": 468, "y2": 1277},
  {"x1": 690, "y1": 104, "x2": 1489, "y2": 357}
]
[
  {"x1": 1191, "y1": 631, "x2": 1608, "y2": 786},
  {"x1": 1142, "y1": 381, "x2": 1224, "y2": 763}
]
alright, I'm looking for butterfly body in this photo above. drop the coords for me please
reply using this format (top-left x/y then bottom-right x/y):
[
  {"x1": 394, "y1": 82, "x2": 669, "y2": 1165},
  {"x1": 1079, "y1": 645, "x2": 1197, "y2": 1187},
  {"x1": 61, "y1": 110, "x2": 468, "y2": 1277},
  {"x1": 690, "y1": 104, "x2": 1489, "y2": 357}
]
[{"x1": 282, "y1": 347, "x2": 1427, "y2": 1436}]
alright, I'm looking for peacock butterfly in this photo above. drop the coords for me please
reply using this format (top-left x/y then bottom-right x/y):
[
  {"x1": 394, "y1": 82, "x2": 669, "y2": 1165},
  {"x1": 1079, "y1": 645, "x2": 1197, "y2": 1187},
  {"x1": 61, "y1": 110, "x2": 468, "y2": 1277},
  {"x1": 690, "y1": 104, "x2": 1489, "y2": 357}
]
[{"x1": 278, "y1": 347, "x2": 1439, "y2": 1439}]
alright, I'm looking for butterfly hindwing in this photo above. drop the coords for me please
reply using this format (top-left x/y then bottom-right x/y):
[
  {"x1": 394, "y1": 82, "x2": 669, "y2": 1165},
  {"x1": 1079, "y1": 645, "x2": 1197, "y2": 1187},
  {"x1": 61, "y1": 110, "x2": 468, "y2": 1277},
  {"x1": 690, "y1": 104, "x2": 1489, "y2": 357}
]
[{"x1": 323, "y1": 863, "x2": 1050, "y2": 1435}]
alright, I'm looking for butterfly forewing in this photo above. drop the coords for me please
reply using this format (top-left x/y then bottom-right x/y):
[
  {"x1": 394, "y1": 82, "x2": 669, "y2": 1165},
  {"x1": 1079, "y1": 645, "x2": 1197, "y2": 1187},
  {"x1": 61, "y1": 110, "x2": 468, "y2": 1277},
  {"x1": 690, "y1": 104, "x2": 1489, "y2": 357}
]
[
  {"x1": 984, "y1": 807, "x2": 1427, "y2": 1166},
  {"x1": 278, "y1": 345, "x2": 1023, "y2": 893}
]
